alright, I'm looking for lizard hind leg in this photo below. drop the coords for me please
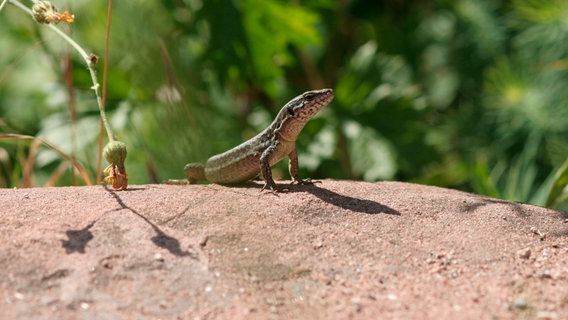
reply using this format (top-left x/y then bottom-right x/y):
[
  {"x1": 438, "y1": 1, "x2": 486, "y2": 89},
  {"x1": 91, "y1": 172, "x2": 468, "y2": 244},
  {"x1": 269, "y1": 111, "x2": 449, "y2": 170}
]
[{"x1": 184, "y1": 163, "x2": 206, "y2": 184}]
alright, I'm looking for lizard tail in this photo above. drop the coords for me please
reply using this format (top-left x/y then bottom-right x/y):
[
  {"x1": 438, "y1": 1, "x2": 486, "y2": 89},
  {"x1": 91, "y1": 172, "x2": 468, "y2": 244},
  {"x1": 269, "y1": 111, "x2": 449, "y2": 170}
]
[{"x1": 184, "y1": 163, "x2": 206, "y2": 183}]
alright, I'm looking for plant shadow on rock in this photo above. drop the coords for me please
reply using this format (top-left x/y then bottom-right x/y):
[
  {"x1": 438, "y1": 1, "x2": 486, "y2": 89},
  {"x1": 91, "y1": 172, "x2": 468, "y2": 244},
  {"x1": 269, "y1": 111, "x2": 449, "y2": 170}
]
[
  {"x1": 61, "y1": 220, "x2": 95, "y2": 254},
  {"x1": 60, "y1": 185, "x2": 197, "y2": 258}
]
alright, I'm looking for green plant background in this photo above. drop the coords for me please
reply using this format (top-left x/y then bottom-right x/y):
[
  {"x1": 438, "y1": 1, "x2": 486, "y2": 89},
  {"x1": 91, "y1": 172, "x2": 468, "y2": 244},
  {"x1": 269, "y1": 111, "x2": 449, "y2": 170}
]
[{"x1": 1, "y1": 0, "x2": 567, "y2": 210}]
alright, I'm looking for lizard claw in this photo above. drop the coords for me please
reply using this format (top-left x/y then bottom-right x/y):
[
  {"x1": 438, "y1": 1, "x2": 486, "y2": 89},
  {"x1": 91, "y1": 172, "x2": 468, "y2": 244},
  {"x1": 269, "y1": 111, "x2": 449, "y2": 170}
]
[
  {"x1": 261, "y1": 182, "x2": 284, "y2": 194},
  {"x1": 163, "y1": 179, "x2": 190, "y2": 185}
]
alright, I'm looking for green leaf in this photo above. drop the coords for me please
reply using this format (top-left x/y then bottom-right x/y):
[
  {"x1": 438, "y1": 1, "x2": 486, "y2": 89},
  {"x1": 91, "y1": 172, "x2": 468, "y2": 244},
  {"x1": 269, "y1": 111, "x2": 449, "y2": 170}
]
[
  {"x1": 546, "y1": 158, "x2": 568, "y2": 208},
  {"x1": 240, "y1": 0, "x2": 323, "y2": 95},
  {"x1": 343, "y1": 121, "x2": 396, "y2": 181}
]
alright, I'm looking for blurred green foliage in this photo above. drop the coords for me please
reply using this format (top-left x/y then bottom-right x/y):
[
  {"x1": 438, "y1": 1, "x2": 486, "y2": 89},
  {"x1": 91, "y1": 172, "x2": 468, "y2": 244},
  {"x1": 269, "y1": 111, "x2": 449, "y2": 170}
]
[{"x1": 0, "y1": 0, "x2": 566, "y2": 209}]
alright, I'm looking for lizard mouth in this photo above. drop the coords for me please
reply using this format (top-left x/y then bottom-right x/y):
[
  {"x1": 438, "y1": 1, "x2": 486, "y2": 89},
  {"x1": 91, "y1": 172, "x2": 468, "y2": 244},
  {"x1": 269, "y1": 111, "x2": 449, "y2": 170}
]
[{"x1": 300, "y1": 88, "x2": 334, "y2": 117}]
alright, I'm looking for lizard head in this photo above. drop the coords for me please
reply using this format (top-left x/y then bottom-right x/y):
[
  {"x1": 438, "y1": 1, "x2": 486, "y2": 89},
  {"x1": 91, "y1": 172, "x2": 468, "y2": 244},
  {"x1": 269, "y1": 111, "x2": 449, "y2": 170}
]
[{"x1": 275, "y1": 88, "x2": 334, "y2": 142}]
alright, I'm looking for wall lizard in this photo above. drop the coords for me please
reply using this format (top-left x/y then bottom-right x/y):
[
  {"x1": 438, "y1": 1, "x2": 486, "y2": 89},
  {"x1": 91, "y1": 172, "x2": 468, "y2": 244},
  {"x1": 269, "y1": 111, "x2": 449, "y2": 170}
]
[{"x1": 182, "y1": 88, "x2": 334, "y2": 192}]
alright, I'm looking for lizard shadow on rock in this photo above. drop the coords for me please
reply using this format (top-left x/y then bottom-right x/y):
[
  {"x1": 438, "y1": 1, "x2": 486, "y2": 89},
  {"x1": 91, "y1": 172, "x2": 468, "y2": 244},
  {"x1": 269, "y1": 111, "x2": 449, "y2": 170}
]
[
  {"x1": 289, "y1": 183, "x2": 401, "y2": 215},
  {"x1": 102, "y1": 185, "x2": 197, "y2": 258},
  {"x1": 224, "y1": 180, "x2": 400, "y2": 215}
]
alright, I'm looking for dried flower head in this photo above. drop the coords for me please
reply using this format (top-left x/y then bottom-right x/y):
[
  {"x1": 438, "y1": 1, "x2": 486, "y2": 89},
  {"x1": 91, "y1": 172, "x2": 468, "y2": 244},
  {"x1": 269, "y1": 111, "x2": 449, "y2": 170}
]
[
  {"x1": 103, "y1": 141, "x2": 128, "y2": 190},
  {"x1": 32, "y1": 0, "x2": 75, "y2": 25}
]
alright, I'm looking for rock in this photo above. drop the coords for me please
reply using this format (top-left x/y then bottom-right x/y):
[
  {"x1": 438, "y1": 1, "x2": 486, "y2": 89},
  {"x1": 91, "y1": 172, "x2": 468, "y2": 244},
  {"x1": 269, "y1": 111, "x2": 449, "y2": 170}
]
[
  {"x1": 516, "y1": 247, "x2": 531, "y2": 260},
  {"x1": 1, "y1": 180, "x2": 567, "y2": 319}
]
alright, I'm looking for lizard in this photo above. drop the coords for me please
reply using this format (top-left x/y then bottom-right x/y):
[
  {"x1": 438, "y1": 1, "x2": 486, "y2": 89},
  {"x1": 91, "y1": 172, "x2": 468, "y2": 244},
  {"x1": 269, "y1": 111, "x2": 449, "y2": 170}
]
[{"x1": 182, "y1": 88, "x2": 334, "y2": 192}]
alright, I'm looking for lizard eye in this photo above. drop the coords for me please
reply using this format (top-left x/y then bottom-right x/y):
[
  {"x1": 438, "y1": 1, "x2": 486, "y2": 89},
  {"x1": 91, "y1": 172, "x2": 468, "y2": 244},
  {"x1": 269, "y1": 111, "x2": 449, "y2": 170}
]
[
  {"x1": 304, "y1": 93, "x2": 314, "y2": 101},
  {"x1": 287, "y1": 107, "x2": 295, "y2": 116}
]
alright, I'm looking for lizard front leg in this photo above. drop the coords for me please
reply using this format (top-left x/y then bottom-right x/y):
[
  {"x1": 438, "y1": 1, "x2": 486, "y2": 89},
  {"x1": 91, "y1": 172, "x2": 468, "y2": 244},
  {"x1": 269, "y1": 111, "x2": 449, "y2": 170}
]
[
  {"x1": 259, "y1": 143, "x2": 279, "y2": 192},
  {"x1": 288, "y1": 147, "x2": 316, "y2": 185}
]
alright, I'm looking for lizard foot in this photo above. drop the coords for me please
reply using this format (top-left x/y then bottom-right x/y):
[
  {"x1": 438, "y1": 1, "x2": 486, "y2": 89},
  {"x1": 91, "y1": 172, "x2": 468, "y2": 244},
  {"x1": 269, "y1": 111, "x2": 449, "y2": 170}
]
[
  {"x1": 291, "y1": 178, "x2": 321, "y2": 186},
  {"x1": 261, "y1": 182, "x2": 285, "y2": 194}
]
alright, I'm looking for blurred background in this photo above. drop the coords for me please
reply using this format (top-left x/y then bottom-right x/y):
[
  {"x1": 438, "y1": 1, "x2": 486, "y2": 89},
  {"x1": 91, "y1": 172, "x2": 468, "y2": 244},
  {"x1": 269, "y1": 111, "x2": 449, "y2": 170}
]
[{"x1": 0, "y1": 0, "x2": 567, "y2": 209}]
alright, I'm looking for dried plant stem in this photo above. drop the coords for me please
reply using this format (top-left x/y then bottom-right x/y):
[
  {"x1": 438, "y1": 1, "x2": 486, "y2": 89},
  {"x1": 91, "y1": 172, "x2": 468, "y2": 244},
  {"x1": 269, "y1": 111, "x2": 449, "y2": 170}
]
[
  {"x1": 6, "y1": 0, "x2": 116, "y2": 142},
  {"x1": 0, "y1": 134, "x2": 93, "y2": 185},
  {"x1": 0, "y1": 0, "x2": 8, "y2": 12}
]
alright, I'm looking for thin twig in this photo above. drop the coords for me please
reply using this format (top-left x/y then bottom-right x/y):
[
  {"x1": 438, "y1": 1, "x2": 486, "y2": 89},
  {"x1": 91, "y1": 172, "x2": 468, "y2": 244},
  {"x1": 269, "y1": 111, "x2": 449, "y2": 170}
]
[{"x1": 97, "y1": 0, "x2": 114, "y2": 183}]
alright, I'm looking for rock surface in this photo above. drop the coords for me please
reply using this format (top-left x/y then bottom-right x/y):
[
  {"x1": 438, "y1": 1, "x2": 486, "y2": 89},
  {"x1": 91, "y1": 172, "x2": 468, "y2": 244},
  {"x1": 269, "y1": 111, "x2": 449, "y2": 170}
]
[{"x1": 1, "y1": 180, "x2": 567, "y2": 319}]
